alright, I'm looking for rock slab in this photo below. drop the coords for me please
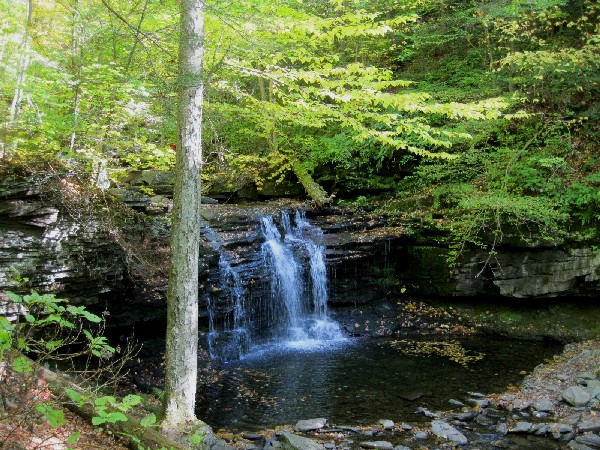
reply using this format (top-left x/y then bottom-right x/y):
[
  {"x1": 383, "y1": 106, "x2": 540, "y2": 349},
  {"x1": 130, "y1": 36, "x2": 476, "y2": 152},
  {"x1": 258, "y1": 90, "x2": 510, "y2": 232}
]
[
  {"x1": 431, "y1": 420, "x2": 468, "y2": 445},
  {"x1": 295, "y1": 418, "x2": 327, "y2": 432},
  {"x1": 280, "y1": 432, "x2": 324, "y2": 450},
  {"x1": 563, "y1": 386, "x2": 592, "y2": 407},
  {"x1": 359, "y1": 442, "x2": 394, "y2": 450}
]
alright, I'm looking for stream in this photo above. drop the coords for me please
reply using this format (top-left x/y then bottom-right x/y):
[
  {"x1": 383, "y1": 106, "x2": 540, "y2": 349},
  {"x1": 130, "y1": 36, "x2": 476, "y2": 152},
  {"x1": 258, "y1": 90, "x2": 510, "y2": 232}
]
[{"x1": 196, "y1": 335, "x2": 561, "y2": 432}]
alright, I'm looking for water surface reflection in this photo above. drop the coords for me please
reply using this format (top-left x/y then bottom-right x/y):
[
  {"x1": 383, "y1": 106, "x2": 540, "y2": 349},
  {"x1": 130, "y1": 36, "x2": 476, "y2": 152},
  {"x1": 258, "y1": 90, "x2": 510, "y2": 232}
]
[{"x1": 196, "y1": 336, "x2": 560, "y2": 431}]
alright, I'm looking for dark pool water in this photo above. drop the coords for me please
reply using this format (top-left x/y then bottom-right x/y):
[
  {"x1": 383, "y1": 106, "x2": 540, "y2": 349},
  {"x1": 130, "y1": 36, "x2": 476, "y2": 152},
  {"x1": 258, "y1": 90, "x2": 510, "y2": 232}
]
[{"x1": 196, "y1": 335, "x2": 561, "y2": 431}]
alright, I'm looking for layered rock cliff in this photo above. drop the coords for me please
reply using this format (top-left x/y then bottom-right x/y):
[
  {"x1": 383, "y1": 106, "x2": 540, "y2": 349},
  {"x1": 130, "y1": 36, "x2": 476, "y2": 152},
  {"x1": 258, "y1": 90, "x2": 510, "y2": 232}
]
[{"x1": 1, "y1": 174, "x2": 599, "y2": 332}]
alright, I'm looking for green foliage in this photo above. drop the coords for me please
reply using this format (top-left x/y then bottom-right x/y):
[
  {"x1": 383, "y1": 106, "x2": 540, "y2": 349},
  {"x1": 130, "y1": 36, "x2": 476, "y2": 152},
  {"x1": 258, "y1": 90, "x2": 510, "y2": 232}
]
[
  {"x1": 91, "y1": 395, "x2": 132, "y2": 425},
  {"x1": 0, "y1": 290, "x2": 136, "y2": 439},
  {"x1": 1, "y1": 0, "x2": 598, "y2": 262},
  {"x1": 35, "y1": 403, "x2": 66, "y2": 428}
]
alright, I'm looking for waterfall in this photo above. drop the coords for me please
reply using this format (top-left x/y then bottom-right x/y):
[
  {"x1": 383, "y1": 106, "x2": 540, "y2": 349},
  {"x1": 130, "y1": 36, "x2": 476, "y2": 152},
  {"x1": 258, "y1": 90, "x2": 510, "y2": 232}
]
[
  {"x1": 202, "y1": 226, "x2": 250, "y2": 361},
  {"x1": 260, "y1": 211, "x2": 344, "y2": 345},
  {"x1": 204, "y1": 210, "x2": 344, "y2": 360}
]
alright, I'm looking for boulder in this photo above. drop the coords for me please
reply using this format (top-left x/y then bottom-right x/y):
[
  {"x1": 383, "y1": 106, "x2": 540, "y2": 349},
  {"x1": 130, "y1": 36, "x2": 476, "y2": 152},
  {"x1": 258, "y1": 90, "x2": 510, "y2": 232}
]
[
  {"x1": 568, "y1": 441, "x2": 595, "y2": 450},
  {"x1": 576, "y1": 434, "x2": 600, "y2": 448},
  {"x1": 359, "y1": 442, "x2": 394, "y2": 450},
  {"x1": 279, "y1": 432, "x2": 324, "y2": 450},
  {"x1": 563, "y1": 386, "x2": 592, "y2": 407},
  {"x1": 295, "y1": 418, "x2": 327, "y2": 432},
  {"x1": 508, "y1": 422, "x2": 532, "y2": 433},
  {"x1": 580, "y1": 420, "x2": 600, "y2": 433},
  {"x1": 377, "y1": 420, "x2": 394, "y2": 430},
  {"x1": 586, "y1": 380, "x2": 600, "y2": 398},
  {"x1": 533, "y1": 398, "x2": 555, "y2": 412},
  {"x1": 431, "y1": 420, "x2": 468, "y2": 445}
]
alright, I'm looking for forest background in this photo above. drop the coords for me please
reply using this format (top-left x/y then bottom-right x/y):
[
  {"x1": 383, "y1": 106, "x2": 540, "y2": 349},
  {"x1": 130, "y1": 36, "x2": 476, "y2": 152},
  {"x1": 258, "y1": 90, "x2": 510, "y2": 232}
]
[{"x1": 1, "y1": 0, "x2": 599, "y2": 258}]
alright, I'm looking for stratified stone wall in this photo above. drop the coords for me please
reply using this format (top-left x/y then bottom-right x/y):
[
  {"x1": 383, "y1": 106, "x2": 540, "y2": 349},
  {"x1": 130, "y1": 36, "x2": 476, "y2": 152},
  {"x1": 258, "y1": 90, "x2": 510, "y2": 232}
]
[
  {"x1": 0, "y1": 179, "x2": 127, "y2": 306},
  {"x1": 394, "y1": 245, "x2": 600, "y2": 298}
]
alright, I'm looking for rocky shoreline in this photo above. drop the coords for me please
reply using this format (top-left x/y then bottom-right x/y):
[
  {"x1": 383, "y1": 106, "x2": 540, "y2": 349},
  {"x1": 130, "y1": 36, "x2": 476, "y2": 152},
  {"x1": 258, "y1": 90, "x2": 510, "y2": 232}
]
[{"x1": 211, "y1": 340, "x2": 600, "y2": 450}]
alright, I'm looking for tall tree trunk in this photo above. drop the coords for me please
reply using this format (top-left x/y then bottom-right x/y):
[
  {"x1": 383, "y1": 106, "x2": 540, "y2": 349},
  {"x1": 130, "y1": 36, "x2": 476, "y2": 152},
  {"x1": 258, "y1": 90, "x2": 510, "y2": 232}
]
[
  {"x1": 162, "y1": 0, "x2": 205, "y2": 429},
  {"x1": 8, "y1": 0, "x2": 33, "y2": 124},
  {"x1": 68, "y1": 1, "x2": 82, "y2": 155}
]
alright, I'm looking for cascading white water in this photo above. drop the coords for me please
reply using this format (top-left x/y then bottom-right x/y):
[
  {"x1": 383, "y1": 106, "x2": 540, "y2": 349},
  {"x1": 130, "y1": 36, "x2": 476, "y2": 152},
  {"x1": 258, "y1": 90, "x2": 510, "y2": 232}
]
[
  {"x1": 261, "y1": 215, "x2": 306, "y2": 340},
  {"x1": 204, "y1": 211, "x2": 344, "y2": 360},
  {"x1": 261, "y1": 211, "x2": 344, "y2": 346},
  {"x1": 202, "y1": 226, "x2": 250, "y2": 360}
]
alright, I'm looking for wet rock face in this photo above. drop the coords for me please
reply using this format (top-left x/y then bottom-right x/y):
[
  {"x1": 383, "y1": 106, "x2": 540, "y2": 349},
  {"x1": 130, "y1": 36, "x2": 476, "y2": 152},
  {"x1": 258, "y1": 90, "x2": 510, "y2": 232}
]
[
  {"x1": 396, "y1": 245, "x2": 600, "y2": 298},
  {"x1": 197, "y1": 205, "x2": 403, "y2": 320},
  {"x1": 2, "y1": 176, "x2": 600, "y2": 334},
  {"x1": 0, "y1": 179, "x2": 128, "y2": 311}
]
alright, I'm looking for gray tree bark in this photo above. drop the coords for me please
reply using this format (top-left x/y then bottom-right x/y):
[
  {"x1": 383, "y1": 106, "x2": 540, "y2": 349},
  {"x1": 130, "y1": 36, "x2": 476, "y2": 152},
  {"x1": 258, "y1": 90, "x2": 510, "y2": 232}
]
[
  {"x1": 9, "y1": 0, "x2": 33, "y2": 124},
  {"x1": 162, "y1": 0, "x2": 205, "y2": 429}
]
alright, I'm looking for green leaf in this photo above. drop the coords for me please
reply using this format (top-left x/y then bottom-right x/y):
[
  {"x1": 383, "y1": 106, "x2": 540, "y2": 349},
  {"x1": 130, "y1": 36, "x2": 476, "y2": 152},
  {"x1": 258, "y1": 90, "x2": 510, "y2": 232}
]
[
  {"x1": 95, "y1": 395, "x2": 116, "y2": 407},
  {"x1": 36, "y1": 404, "x2": 66, "y2": 428},
  {"x1": 119, "y1": 394, "x2": 141, "y2": 410},
  {"x1": 0, "y1": 316, "x2": 13, "y2": 332},
  {"x1": 105, "y1": 411, "x2": 128, "y2": 423},
  {"x1": 140, "y1": 413, "x2": 157, "y2": 427},
  {"x1": 66, "y1": 432, "x2": 81, "y2": 444},
  {"x1": 12, "y1": 356, "x2": 33, "y2": 373},
  {"x1": 92, "y1": 416, "x2": 107, "y2": 426},
  {"x1": 65, "y1": 388, "x2": 84, "y2": 406}
]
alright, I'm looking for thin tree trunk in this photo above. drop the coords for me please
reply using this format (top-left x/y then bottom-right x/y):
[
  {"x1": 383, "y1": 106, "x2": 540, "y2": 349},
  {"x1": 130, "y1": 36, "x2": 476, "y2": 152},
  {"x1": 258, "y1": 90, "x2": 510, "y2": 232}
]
[
  {"x1": 125, "y1": 0, "x2": 149, "y2": 73},
  {"x1": 162, "y1": 0, "x2": 207, "y2": 431},
  {"x1": 69, "y1": 2, "x2": 82, "y2": 155},
  {"x1": 9, "y1": 0, "x2": 33, "y2": 124}
]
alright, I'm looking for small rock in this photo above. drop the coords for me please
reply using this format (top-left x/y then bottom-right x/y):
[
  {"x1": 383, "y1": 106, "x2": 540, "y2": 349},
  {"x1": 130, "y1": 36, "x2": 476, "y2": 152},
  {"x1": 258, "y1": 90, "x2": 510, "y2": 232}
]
[
  {"x1": 279, "y1": 432, "x2": 324, "y2": 450},
  {"x1": 586, "y1": 380, "x2": 600, "y2": 398},
  {"x1": 509, "y1": 399, "x2": 531, "y2": 411},
  {"x1": 399, "y1": 423, "x2": 412, "y2": 431},
  {"x1": 491, "y1": 439, "x2": 510, "y2": 448},
  {"x1": 496, "y1": 423, "x2": 508, "y2": 435},
  {"x1": 393, "y1": 446, "x2": 411, "y2": 450},
  {"x1": 212, "y1": 444, "x2": 237, "y2": 450},
  {"x1": 414, "y1": 431, "x2": 429, "y2": 440},
  {"x1": 415, "y1": 407, "x2": 439, "y2": 418},
  {"x1": 577, "y1": 434, "x2": 600, "y2": 448},
  {"x1": 359, "y1": 441, "x2": 393, "y2": 450},
  {"x1": 557, "y1": 374, "x2": 570, "y2": 381},
  {"x1": 533, "y1": 398, "x2": 555, "y2": 412},
  {"x1": 568, "y1": 441, "x2": 595, "y2": 450},
  {"x1": 531, "y1": 423, "x2": 549, "y2": 435},
  {"x1": 295, "y1": 418, "x2": 328, "y2": 432},
  {"x1": 577, "y1": 372, "x2": 597, "y2": 380},
  {"x1": 431, "y1": 420, "x2": 468, "y2": 445},
  {"x1": 339, "y1": 426, "x2": 361, "y2": 434},
  {"x1": 449, "y1": 399, "x2": 465, "y2": 406},
  {"x1": 580, "y1": 419, "x2": 600, "y2": 432},
  {"x1": 467, "y1": 391, "x2": 486, "y2": 398},
  {"x1": 454, "y1": 411, "x2": 476, "y2": 422},
  {"x1": 563, "y1": 386, "x2": 593, "y2": 407},
  {"x1": 508, "y1": 422, "x2": 532, "y2": 433},
  {"x1": 244, "y1": 434, "x2": 264, "y2": 441},
  {"x1": 467, "y1": 398, "x2": 490, "y2": 408},
  {"x1": 324, "y1": 444, "x2": 336, "y2": 450},
  {"x1": 378, "y1": 420, "x2": 395, "y2": 430},
  {"x1": 264, "y1": 439, "x2": 283, "y2": 449}
]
